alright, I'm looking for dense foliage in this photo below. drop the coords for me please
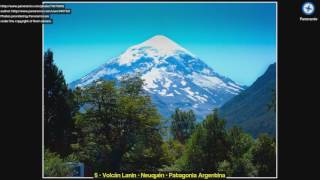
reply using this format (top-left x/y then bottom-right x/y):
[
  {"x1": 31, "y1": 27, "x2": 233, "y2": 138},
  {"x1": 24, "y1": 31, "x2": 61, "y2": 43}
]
[
  {"x1": 44, "y1": 49, "x2": 75, "y2": 156},
  {"x1": 171, "y1": 108, "x2": 196, "y2": 144},
  {"x1": 72, "y1": 77, "x2": 169, "y2": 173},
  {"x1": 44, "y1": 50, "x2": 276, "y2": 177}
]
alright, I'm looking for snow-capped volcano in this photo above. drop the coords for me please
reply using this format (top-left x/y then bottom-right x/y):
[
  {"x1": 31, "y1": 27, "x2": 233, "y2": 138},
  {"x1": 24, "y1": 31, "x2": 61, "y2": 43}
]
[
  {"x1": 69, "y1": 35, "x2": 245, "y2": 119},
  {"x1": 118, "y1": 35, "x2": 195, "y2": 66}
]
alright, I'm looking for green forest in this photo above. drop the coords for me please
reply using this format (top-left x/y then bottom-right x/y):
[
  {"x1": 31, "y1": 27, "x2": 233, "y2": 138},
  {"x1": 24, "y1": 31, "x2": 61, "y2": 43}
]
[{"x1": 44, "y1": 50, "x2": 276, "y2": 177}]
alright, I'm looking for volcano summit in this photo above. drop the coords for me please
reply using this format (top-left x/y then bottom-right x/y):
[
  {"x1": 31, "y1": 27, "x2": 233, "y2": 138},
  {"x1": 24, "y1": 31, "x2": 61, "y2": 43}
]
[{"x1": 69, "y1": 35, "x2": 245, "y2": 119}]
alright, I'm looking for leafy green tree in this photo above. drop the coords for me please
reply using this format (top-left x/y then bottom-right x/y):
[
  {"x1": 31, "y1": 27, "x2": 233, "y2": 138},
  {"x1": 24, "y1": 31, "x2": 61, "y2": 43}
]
[
  {"x1": 119, "y1": 74, "x2": 144, "y2": 96},
  {"x1": 217, "y1": 160, "x2": 232, "y2": 175},
  {"x1": 73, "y1": 76, "x2": 168, "y2": 173},
  {"x1": 252, "y1": 134, "x2": 276, "y2": 177},
  {"x1": 114, "y1": 76, "x2": 164, "y2": 170},
  {"x1": 181, "y1": 109, "x2": 229, "y2": 171},
  {"x1": 44, "y1": 49, "x2": 73, "y2": 156},
  {"x1": 202, "y1": 109, "x2": 229, "y2": 170},
  {"x1": 72, "y1": 80, "x2": 119, "y2": 173},
  {"x1": 219, "y1": 126, "x2": 257, "y2": 176},
  {"x1": 228, "y1": 127, "x2": 253, "y2": 159},
  {"x1": 157, "y1": 138, "x2": 186, "y2": 171},
  {"x1": 44, "y1": 149, "x2": 73, "y2": 177},
  {"x1": 167, "y1": 139, "x2": 185, "y2": 161},
  {"x1": 181, "y1": 123, "x2": 207, "y2": 170},
  {"x1": 121, "y1": 130, "x2": 169, "y2": 171},
  {"x1": 171, "y1": 109, "x2": 196, "y2": 144}
]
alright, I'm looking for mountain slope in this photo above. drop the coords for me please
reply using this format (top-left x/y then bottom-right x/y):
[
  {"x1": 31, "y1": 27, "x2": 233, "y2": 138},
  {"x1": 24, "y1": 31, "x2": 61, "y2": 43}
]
[
  {"x1": 69, "y1": 35, "x2": 246, "y2": 119},
  {"x1": 219, "y1": 63, "x2": 276, "y2": 137}
]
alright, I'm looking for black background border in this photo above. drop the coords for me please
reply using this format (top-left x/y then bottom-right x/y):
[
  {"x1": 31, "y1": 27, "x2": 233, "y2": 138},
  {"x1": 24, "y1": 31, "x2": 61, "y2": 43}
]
[{"x1": 1, "y1": 0, "x2": 319, "y2": 179}]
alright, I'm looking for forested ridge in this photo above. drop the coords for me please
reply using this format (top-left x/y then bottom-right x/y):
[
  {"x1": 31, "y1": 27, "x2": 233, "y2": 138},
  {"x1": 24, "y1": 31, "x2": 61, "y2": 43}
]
[{"x1": 44, "y1": 50, "x2": 276, "y2": 177}]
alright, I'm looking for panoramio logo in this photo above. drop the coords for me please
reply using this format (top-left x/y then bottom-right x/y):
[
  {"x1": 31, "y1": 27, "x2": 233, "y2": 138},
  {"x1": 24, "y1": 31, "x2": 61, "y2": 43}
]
[{"x1": 300, "y1": 2, "x2": 318, "y2": 21}]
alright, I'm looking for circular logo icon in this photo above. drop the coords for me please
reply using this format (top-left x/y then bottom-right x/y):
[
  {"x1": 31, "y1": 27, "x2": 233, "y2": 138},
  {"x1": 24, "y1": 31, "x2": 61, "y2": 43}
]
[{"x1": 302, "y1": 2, "x2": 315, "y2": 15}]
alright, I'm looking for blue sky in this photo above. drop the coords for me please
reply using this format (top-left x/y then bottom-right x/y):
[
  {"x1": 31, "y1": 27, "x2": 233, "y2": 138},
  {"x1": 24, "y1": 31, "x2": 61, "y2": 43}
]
[{"x1": 44, "y1": 3, "x2": 276, "y2": 86}]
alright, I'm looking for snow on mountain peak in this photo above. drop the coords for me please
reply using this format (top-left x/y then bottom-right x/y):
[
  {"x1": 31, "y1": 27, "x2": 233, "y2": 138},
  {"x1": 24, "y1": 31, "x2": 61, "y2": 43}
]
[
  {"x1": 140, "y1": 35, "x2": 189, "y2": 52},
  {"x1": 118, "y1": 35, "x2": 195, "y2": 66},
  {"x1": 69, "y1": 35, "x2": 246, "y2": 120}
]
